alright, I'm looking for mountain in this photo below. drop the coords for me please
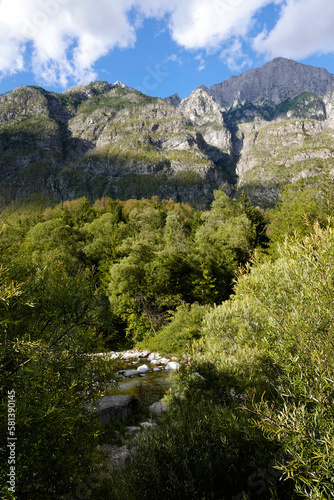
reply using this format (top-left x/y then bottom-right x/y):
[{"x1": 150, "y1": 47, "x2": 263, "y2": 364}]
[
  {"x1": 0, "y1": 83, "x2": 225, "y2": 209},
  {"x1": 1, "y1": 58, "x2": 334, "y2": 209},
  {"x1": 196, "y1": 57, "x2": 334, "y2": 205},
  {"x1": 200, "y1": 57, "x2": 334, "y2": 109}
]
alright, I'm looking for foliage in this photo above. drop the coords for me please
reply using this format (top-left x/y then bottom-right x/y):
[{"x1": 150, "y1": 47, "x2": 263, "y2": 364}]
[
  {"x1": 77, "y1": 88, "x2": 159, "y2": 114},
  {"x1": 0, "y1": 191, "x2": 270, "y2": 498},
  {"x1": 140, "y1": 302, "x2": 210, "y2": 356},
  {"x1": 0, "y1": 263, "x2": 116, "y2": 498},
  {"x1": 267, "y1": 169, "x2": 334, "y2": 256},
  {"x1": 105, "y1": 190, "x2": 267, "y2": 340},
  {"x1": 274, "y1": 92, "x2": 325, "y2": 120},
  {"x1": 111, "y1": 363, "x2": 296, "y2": 500},
  {"x1": 198, "y1": 223, "x2": 334, "y2": 498},
  {"x1": 267, "y1": 183, "x2": 323, "y2": 251},
  {"x1": 1, "y1": 344, "x2": 114, "y2": 499},
  {"x1": 0, "y1": 201, "x2": 118, "y2": 498}
]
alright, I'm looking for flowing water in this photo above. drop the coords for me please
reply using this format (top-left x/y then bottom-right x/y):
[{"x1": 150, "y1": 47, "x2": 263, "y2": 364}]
[{"x1": 105, "y1": 359, "x2": 176, "y2": 412}]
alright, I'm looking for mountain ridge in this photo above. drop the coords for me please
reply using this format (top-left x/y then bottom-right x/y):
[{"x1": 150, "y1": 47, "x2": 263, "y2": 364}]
[
  {"x1": 198, "y1": 57, "x2": 334, "y2": 110},
  {"x1": 1, "y1": 58, "x2": 334, "y2": 209}
]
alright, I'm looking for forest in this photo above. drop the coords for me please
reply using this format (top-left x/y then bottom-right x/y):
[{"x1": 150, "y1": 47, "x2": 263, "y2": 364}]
[{"x1": 1, "y1": 173, "x2": 334, "y2": 499}]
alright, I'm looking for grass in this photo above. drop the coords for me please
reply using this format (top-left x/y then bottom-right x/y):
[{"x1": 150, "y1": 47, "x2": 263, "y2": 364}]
[
  {"x1": 275, "y1": 92, "x2": 325, "y2": 119},
  {"x1": 77, "y1": 89, "x2": 160, "y2": 115}
]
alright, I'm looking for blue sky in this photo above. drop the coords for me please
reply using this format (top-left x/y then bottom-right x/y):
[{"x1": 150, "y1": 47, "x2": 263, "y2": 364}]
[{"x1": 1, "y1": 0, "x2": 334, "y2": 99}]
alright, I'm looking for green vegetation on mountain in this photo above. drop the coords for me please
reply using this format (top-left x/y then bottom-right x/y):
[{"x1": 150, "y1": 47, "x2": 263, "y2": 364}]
[{"x1": 76, "y1": 88, "x2": 160, "y2": 114}]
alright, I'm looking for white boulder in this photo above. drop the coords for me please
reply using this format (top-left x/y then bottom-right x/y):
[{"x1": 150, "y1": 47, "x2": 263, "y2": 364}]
[
  {"x1": 159, "y1": 357, "x2": 170, "y2": 365},
  {"x1": 166, "y1": 361, "x2": 181, "y2": 370},
  {"x1": 137, "y1": 364, "x2": 150, "y2": 373}
]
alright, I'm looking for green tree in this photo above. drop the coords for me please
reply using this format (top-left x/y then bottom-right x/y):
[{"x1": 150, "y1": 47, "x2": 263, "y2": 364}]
[
  {"x1": 192, "y1": 190, "x2": 258, "y2": 303},
  {"x1": 267, "y1": 181, "x2": 327, "y2": 256},
  {"x1": 0, "y1": 207, "x2": 116, "y2": 498},
  {"x1": 81, "y1": 212, "x2": 129, "y2": 265}
]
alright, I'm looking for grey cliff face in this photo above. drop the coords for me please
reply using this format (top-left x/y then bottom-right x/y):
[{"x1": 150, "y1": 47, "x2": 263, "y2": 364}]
[
  {"x1": 179, "y1": 89, "x2": 232, "y2": 158},
  {"x1": 166, "y1": 94, "x2": 181, "y2": 107},
  {"x1": 0, "y1": 86, "x2": 49, "y2": 123},
  {"x1": 0, "y1": 83, "x2": 230, "y2": 208},
  {"x1": 203, "y1": 58, "x2": 334, "y2": 110}
]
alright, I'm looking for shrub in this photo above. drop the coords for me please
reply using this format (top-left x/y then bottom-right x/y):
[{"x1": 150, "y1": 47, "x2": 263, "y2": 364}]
[
  {"x1": 111, "y1": 364, "x2": 296, "y2": 500},
  {"x1": 140, "y1": 302, "x2": 210, "y2": 356},
  {"x1": 199, "y1": 223, "x2": 334, "y2": 498}
]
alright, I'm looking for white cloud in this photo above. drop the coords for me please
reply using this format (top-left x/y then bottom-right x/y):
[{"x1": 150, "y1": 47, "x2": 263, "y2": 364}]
[
  {"x1": 0, "y1": 31, "x2": 25, "y2": 75},
  {"x1": 254, "y1": 0, "x2": 334, "y2": 60},
  {"x1": 220, "y1": 39, "x2": 252, "y2": 72},
  {"x1": 0, "y1": 0, "x2": 136, "y2": 86},
  {"x1": 0, "y1": 0, "x2": 277, "y2": 87},
  {"x1": 195, "y1": 54, "x2": 205, "y2": 71},
  {"x1": 165, "y1": 0, "x2": 274, "y2": 50},
  {"x1": 165, "y1": 54, "x2": 183, "y2": 65},
  {"x1": 1, "y1": 0, "x2": 333, "y2": 89}
]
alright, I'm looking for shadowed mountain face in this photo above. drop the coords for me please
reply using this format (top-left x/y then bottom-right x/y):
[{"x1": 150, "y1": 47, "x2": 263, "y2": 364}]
[{"x1": 1, "y1": 58, "x2": 334, "y2": 209}]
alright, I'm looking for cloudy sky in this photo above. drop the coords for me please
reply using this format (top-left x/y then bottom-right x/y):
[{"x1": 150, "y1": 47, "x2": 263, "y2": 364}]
[{"x1": 0, "y1": 0, "x2": 334, "y2": 98}]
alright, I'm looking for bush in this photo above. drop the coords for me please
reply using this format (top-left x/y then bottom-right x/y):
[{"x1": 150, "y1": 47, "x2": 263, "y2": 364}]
[
  {"x1": 140, "y1": 302, "x2": 210, "y2": 356},
  {"x1": 199, "y1": 223, "x2": 334, "y2": 499},
  {"x1": 111, "y1": 364, "x2": 296, "y2": 500}
]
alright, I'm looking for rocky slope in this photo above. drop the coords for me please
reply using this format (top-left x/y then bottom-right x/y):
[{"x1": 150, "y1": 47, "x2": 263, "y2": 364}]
[
  {"x1": 0, "y1": 83, "x2": 231, "y2": 208},
  {"x1": 1, "y1": 58, "x2": 334, "y2": 208},
  {"x1": 202, "y1": 58, "x2": 334, "y2": 205}
]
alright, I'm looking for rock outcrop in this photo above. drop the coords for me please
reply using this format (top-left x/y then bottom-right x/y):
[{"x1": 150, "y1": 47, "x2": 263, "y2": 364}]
[
  {"x1": 179, "y1": 89, "x2": 232, "y2": 159},
  {"x1": 166, "y1": 93, "x2": 181, "y2": 107}
]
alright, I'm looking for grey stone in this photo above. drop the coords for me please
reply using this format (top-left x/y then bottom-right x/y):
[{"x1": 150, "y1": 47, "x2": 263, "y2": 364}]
[
  {"x1": 140, "y1": 421, "x2": 157, "y2": 429},
  {"x1": 150, "y1": 359, "x2": 161, "y2": 365},
  {"x1": 149, "y1": 400, "x2": 168, "y2": 416},
  {"x1": 159, "y1": 357, "x2": 170, "y2": 365},
  {"x1": 119, "y1": 369, "x2": 139, "y2": 377},
  {"x1": 138, "y1": 350, "x2": 151, "y2": 358},
  {"x1": 122, "y1": 350, "x2": 140, "y2": 360},
  {"x1": 148, "y1": 352, "x2": 161, "y2": 361},
  {"x1": 126, "y1": 426, "x2": 141, "y2": 434},
  {"x1": 166, "y1": 361, "x2": 181, "y2": 370},
  {"x1": 88, "y1": 395, "x2": 140, "y2": 425}
]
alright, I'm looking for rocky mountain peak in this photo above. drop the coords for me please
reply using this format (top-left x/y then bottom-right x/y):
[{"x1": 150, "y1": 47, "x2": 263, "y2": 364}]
[
  {"x1": 166, "y1": 93, "x2": 181, "y2": 107},
  {"x1": 62, "y1": 81, "x2": 113, "y2": 101},
  {"x1": 179, "y1": 89, "x2": 231, "y2": 160},
  {"x1": 113, "y1": 81, "x2": 136, "y2": 92},
  {"x1": 203, "y1": 57, "x2": 334, "y2": 110},
  {"x1": 0, "y1": 85, "x2": 50, "y2": 124},
  {"x1": 179, "y1": 89, "x2": 223, "y2": 126}
]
